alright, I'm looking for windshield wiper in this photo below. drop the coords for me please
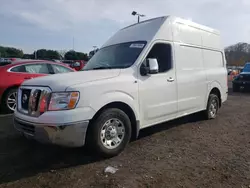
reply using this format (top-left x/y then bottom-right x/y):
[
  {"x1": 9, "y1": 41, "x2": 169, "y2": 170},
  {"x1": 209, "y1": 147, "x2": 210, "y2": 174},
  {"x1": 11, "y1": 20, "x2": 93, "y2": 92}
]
[
  {"x1": 92, "y1": 66, "x2": 124, "y2": 70},
  {"x1": 93, "y1": 66, "x2": 112, "y2": 70},
  {"x1": 83, "y1": 65, "x2": 125, "y2": 71},
  {"x1": 82, "y1": 66, "x2": 110, "y2": 71}
]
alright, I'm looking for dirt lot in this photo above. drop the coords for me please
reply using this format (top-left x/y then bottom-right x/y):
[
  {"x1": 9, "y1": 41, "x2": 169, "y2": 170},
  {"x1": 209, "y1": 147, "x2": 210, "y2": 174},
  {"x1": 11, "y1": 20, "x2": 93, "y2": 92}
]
[{"x1": 0, "y1": 85, "x2": 250, "y2": 188}]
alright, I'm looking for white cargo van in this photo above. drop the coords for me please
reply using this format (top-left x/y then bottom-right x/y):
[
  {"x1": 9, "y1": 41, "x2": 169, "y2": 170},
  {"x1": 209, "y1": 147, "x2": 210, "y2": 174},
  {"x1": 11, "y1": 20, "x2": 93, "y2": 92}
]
[{"x1": 14, "y1": 16, "x2": 228, "y2": 157}]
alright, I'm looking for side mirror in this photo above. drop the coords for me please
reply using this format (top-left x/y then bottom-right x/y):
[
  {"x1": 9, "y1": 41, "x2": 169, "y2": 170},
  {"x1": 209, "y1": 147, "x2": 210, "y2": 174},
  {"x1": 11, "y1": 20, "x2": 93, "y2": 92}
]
[
  {"x1": 140, "y1": 58, "x2": 159, "y2": 76},
  {"x1": 74, "y1": 62, "x2": 80, "y2": 67},
  {"x1": 148, "y1": 58, "x2": 159, "y2": 74}
]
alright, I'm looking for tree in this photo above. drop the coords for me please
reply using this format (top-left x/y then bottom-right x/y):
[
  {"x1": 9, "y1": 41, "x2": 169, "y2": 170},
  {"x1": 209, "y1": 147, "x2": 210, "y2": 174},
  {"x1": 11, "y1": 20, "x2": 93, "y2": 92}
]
[
  {"x1": 225, "y1": 43, "x2": 250, "y2": 66},
  {"x1": 23, "y1": 54, "x2": 34, "y2": 59},
  {"x1": 34, "y1": 49, "x2": 61, "y2": 60},
  {"x1": 64, "y1": 50, "x2": 89, "y2": 61},
  {"x1": 0, "y1": 45, "x2": 91, "y2": 61},
  {"x1": 76, "y1": 52, "x2": 89, "y2": 61},
  {"x1": 0, "y1": 46, "x2": 23, "y2": 58},
  {"x1": 64, "y1": 50, "x2": 78, "y2": 60},
  {"x1": 0, "y1": 46, "x2": 7, "y2": 57},
  {"x1": 58, "y1": 50, "x2": 67, "y2": 59}
]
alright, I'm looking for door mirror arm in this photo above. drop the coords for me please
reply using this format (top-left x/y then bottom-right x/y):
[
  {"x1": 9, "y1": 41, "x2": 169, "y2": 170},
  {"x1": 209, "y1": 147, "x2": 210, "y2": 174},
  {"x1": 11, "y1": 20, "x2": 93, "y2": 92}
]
[{"x1": 140, "y1": 64, "x2": 149, "y2": 76}]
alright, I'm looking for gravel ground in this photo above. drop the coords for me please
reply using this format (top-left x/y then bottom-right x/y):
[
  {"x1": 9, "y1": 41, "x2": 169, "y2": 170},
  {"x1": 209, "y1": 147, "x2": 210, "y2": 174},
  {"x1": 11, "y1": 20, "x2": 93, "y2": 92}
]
[{"x1": 0, "y1": 84, "x2": 250, "y2": 188}]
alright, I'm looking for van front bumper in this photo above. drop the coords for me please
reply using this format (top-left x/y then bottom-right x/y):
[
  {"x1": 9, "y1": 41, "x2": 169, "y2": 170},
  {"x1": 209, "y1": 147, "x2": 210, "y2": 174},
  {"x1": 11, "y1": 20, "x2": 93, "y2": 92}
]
[{"x1": 14, "y1": 117, "x2": 89, "y2": 147}]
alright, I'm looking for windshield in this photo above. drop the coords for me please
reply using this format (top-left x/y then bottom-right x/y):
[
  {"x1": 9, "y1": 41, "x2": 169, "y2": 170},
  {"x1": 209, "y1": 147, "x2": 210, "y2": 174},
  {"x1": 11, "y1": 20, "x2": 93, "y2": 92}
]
[{"x1": 82, "y1": 41, "x2": 147, "y2": 70}]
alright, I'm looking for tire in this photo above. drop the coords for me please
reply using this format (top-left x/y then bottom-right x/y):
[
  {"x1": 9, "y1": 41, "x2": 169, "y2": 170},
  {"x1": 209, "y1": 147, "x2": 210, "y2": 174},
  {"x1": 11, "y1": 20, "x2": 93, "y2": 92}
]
[
  {"x1": 204, "y1": 94, "x2": 219, "y2": 120},
  {"x1": 232, "y1": 84, "x2": 240, "y2": 92},
  {"x1": 87, "y1": 108, "x2": 132, "y2": 158},
  {"x1": 1, "y1": 88, "x2": 18, "y2": 113}
]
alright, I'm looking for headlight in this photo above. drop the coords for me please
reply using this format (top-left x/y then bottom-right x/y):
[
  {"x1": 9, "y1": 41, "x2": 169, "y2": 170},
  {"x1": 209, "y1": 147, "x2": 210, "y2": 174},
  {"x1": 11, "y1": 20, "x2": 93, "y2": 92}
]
[{"x1": 48, "y1": 92, "x2": 80, "y2": 111}]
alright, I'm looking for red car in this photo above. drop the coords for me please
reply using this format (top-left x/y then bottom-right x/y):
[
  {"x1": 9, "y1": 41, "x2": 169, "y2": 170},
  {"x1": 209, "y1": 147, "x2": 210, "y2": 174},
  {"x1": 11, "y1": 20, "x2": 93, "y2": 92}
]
[
  {"x1": 72, "y1": 60, "x2": 86, "y2": 71},
  {"x1": 63, "y1": 60, "x2": 86, "y2": 71},
  {"x1": 0, "y1": 60, "x2": 75, "y2": 113}
]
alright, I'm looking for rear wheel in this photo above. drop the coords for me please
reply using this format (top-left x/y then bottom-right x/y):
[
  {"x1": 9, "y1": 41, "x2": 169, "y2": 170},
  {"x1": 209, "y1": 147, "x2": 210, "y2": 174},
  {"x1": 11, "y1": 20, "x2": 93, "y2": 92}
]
[
  {"x1": 204, "y1": 94, "x2": 219, "y2": 120},
  {"x1": 1, "y1": 88, "x2": 18, "y2": 113},
  {"x1": 87, "y1": 108, "x2": 132, "y2": 158}
]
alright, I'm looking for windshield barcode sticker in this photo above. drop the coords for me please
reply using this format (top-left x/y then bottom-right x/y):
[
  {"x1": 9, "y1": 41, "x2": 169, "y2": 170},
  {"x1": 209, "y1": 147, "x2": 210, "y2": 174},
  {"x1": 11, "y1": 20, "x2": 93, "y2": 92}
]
[{"x1": 130, "y1": 43, "x2": 145, "y2": 48}]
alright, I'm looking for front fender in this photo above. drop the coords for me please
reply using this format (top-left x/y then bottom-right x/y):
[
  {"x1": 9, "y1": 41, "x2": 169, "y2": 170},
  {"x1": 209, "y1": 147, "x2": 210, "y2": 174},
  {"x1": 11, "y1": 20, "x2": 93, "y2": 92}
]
[{"x1": 89, "y1": 90, "x2": 139, "y2": 120}]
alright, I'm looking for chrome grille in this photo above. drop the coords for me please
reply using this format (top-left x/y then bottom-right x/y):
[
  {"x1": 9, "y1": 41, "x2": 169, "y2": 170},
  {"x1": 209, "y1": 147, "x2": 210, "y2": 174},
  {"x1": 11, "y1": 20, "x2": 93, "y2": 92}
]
[
  {"x1": 21, "y1": 89, "x2": 31, "y2": 110},
  {"x1": 18, "y1": 86, "x2": 51, "y2": 117}
]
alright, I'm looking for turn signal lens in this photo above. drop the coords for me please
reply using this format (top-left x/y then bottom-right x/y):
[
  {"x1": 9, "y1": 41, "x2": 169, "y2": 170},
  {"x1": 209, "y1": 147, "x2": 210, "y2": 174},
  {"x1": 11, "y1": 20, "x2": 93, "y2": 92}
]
[{"x1": 68, "y1": 92, "x2": 80, "y2": 109}]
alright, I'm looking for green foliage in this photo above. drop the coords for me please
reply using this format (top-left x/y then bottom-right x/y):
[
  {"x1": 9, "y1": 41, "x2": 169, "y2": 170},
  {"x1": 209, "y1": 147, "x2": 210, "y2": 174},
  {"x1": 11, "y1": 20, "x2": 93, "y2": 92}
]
[
  {"x1": 64, "y1": 50, "x2": 89, "y2": 61},
  {"x1": 76, "y1": 52, "x2": 89, "y2": 61},
  {"x1": 0, "y1": 45, "x2": 92, "y2": 61},
  {"x1": 35, "y1": 49, "x2": 61, "y2": 60},
  {"x1": 0, "y1": 46, "x2": 23, "y2": 58},
  {"x1": 23, "y1": 54, "x2": 34, "y2": 59},
  {"x1": 64, "y1": 50, "x2": 77, "y2": 60}
]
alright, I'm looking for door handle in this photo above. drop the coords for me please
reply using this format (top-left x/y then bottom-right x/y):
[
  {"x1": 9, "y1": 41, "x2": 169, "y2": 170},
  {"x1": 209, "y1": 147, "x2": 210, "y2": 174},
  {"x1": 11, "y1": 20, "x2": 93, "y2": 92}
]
[
  {"x1": 24, "y1": 77, "x2": 33, "y2": 80},
  {"x1": 167, "y1": 77, "x2": 175, "y2": 82}
]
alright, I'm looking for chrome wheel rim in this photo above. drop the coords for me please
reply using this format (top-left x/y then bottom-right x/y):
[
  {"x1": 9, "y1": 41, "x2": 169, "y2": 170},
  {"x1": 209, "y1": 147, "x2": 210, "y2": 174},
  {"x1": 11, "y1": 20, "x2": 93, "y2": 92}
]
[
  {"x1": 100, "y1": 118, "x2": 125, "y2": 149},
  {"x1": 209, "y1": 99, "x2": 218, "y2": 118},
  {"x1": 7, "y1": 91, "x2": 17, "y2": 111}
]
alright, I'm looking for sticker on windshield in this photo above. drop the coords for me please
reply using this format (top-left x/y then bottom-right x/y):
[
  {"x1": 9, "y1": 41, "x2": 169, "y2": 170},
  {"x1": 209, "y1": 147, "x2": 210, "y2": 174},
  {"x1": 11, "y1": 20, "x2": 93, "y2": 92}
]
[{"x1": 130, "y1": 43, "x2": 145, "y2": 48}]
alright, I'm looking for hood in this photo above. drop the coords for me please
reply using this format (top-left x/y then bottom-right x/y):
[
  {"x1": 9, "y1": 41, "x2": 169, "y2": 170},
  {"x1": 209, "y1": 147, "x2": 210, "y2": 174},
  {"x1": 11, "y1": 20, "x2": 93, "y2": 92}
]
[{"x1": 22, "y1": 69, "x2": 120, "y2": 91}]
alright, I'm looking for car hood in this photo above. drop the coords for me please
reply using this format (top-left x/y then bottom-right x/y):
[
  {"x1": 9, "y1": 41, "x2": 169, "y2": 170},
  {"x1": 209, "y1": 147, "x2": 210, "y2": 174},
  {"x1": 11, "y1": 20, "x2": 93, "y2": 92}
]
[{"x1": 22, "y1": 69, "x2": 120, "y2": 91}]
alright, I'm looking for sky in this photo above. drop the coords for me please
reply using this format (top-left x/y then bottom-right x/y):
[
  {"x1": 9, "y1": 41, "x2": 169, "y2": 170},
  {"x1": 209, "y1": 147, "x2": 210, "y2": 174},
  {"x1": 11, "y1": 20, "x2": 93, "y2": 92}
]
[{"x1": 0, "y1": 0, "x2": 250, "y2": 53}]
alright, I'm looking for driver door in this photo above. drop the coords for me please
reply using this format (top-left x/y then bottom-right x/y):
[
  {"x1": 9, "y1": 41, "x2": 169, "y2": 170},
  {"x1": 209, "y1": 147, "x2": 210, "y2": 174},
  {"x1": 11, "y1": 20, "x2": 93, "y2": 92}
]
[{"x1": 138, "y1": 42, "x2": 178, "y2": 128}]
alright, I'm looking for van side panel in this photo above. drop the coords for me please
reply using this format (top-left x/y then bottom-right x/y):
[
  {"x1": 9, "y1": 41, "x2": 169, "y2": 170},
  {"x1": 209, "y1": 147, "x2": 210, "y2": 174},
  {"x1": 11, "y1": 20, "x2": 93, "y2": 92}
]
[
  {"x1": 203, "y1": 49, "x2": 228, "y2": 103},
  {"x1": 172, "y1": 22, "x2": 202, "y2": 46},
  {"x1": 171, "y1": 22, "x2": 207, "y2": 115},
  {"x1": 171, "y1": 18, "x2": 227, "y2": 116},
  {"x1": 200, "y1": 29, "x2": 228, "y2": 104},
  {"x1": 174, "y1": 44, "x2": 207, "y2": 115},
  {"x1": 201, "y1": 30, "x2": 222, "y2": 50}
]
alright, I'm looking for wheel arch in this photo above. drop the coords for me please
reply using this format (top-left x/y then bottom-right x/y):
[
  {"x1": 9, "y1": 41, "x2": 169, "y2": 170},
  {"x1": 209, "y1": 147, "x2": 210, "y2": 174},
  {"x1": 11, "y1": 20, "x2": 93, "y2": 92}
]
[
  {"x1": 209, "y1": 87, "x2": 222, "y2": 107},
  {"x1": 1, "y1": 85, "x2": 19, "y2": 104},
  {"x1": 88, "y1": 101, "x2": 139, "y2": 140},
  {"x1": 0, "y1": 85, "x2": 19, "y2": 112}
]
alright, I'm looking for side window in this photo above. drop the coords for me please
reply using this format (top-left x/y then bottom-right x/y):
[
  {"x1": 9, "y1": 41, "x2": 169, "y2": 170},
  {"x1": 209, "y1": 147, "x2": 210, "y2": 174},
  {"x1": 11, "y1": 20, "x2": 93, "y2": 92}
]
[
  {"x1": 146, "y1": 43, "x2": 172, "y2": 73},
  {"x1": 24, "y1": 64, "x2": 50, "y2": 74},
  {"x1": 11, "y1": 65, "x2": 27, "y2": 72},
  {"x1": 51, "y1": 64, "x2": 74, "y2": 74}
]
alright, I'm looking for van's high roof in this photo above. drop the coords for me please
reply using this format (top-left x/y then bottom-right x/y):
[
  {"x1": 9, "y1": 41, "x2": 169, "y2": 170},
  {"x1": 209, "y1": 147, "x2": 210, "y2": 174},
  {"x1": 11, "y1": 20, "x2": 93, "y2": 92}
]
[
  {"x1": 102, "y1": 16, "x2": 222, "y2": 51},
  {"x1": 122, "y1": 16, "x2": 219, "y2": 35}
]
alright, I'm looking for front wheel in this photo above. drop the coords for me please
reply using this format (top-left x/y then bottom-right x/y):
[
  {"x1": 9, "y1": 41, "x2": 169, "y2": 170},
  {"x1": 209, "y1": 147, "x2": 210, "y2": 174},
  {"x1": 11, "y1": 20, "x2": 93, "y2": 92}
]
[
  {"x1": 1, "y1": 88, "x2": 18, "y2": 113},
  {"x1": 204, "y1": 94, "x2": 219, "y2": 120},
  {"x1": 87, "y1": 108, "x2": 132, "y2": 158}
]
